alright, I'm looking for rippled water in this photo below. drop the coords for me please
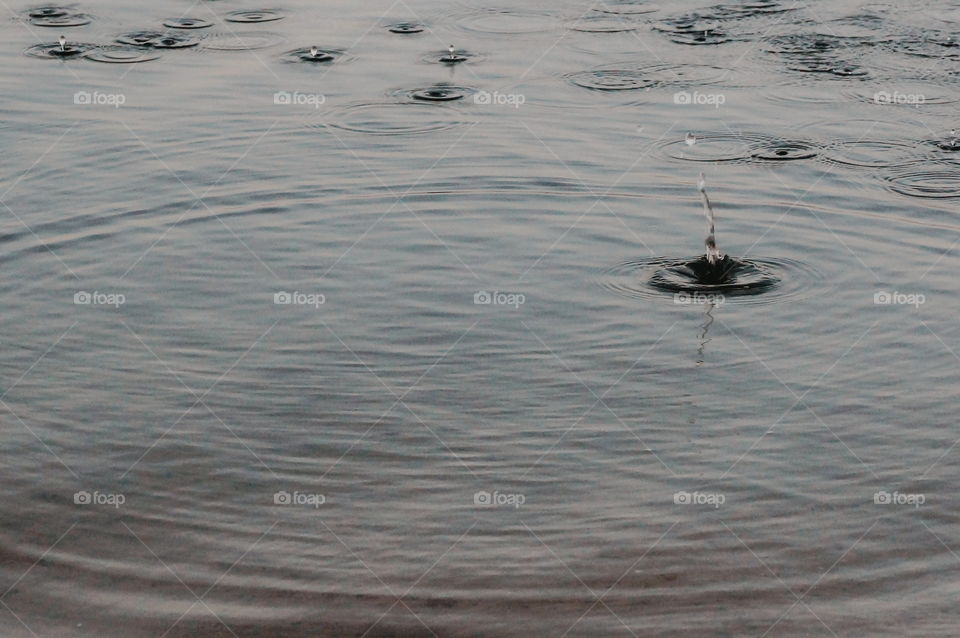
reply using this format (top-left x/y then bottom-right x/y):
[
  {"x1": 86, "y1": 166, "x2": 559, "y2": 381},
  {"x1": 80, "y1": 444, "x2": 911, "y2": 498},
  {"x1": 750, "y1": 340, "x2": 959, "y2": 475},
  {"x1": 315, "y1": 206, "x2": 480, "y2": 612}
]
[{"x1": 5, "y1": 0, "x2": 960, "y2": 636}]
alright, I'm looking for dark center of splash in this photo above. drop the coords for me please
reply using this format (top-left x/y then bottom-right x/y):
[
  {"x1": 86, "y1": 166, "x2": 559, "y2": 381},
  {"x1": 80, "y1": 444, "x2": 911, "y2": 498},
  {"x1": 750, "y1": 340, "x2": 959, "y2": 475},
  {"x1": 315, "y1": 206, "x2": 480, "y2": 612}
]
[
  {"x1": 225, "y1": 10, "x2": 284, "y2": 24},
  {"x1": 650, "y1": 255, "x2": 776, "y2": 293},
  {"x1": 412, "y1": 87, "x2": 467, "y2": 101},
  {"x1": 25, "y1": 41, "x2": 94, "y2": 59},
  {"x1": 387, "y1": 22, "x2": 424, "y2": 34},
  {"x1": 163, "y1": 17, "x2": 213, "y2": 29},
  {"x1": 116, "y1": 31, "x2": 200, "y2": 49},
  {"x1": 751, "y1": 140, "x2": 820, "y2": 161},
  {"x1": 281, "y1": 47, "x2": 340, "y2": 63},
  {"x1": 601, "y1": 255, "x2": 821, "y2": 305}
]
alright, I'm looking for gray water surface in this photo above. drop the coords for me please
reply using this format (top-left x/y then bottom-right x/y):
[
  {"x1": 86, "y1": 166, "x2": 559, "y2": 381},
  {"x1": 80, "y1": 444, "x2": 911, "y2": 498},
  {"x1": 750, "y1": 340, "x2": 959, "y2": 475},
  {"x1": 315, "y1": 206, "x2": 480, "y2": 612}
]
[{"x1": 3, "y1": 0, "x2": 960, "y2": 636}]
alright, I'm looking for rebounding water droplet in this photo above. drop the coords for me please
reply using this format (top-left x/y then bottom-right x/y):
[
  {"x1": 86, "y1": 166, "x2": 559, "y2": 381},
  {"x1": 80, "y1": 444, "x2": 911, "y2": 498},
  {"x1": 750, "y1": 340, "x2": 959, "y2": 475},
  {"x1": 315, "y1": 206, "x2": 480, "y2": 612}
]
[
  {"x1": 686, "y1": 132, "x2": 697, "y2": 146},
  {"x1": 698, "y1": 173, "x2": 722, "y2": 265},
  {"x1": 310, "y1": 45, "x2": 318, "y2": 58},
  {"x1": 449, "y1": 44, "x2": 455, "y2": 56},
  {"x1": 59, "y1": 34, "x2": 65, "y2": 51}
]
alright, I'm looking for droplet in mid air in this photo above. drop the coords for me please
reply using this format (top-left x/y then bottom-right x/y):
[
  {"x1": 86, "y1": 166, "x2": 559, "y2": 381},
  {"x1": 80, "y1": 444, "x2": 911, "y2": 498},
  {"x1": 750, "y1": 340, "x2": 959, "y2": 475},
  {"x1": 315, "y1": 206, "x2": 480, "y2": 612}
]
[
  {"x1": 310, "y1": 46, "x2": 318, "y2": 58},
  {"x1": 685, "y1": 132, "x2": 697, "y2": 146},
  {"x1": 59, "y1": 34, "x2": 65, "y2": 51}
]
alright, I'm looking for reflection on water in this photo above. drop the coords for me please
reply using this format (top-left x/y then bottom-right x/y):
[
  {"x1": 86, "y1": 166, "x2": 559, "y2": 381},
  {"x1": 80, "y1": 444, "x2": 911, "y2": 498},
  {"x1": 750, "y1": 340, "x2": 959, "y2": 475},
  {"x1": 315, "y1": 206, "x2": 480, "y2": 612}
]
[{"x1": 5, "y1": 0, "x2": 960, "y2": 636}]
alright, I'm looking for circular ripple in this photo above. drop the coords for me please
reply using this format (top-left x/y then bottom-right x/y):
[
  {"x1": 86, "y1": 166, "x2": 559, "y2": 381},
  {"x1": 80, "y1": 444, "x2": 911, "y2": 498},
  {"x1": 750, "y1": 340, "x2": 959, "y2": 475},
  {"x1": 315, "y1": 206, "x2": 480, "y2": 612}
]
[
  {"x1": 421, "y1": 48, "x2": 481, "y2": 65},
  {"x1": 568, "y1": 16, "x2": 640, "y2": 32},
  {"x1": 883, "y1": 169, "x2": 960, "y2": 198},
  {"x1": 25, "y1": 41, "x2": 94, "y2": 59},
  {"x1": 820, "y1": 140, "x2": 925, "y2": 169},
  {"x1": 203, "y1": 32, "x2": 285, "y2": 51},
  {"x1": 887, "y1": 31, "x2": 960, "y2": 60},
  {"x1": 30, "y1": 13, "x2": 90, "y2": 27},
  {"x1": 386, "y1": 22, "x2": 424, "y2": 34},
  {"x1": 85, "y1": 46, "x2": 162, "y2": 63},
  {"x1": 660, "y1": 133, "x2": 770, "y2": 162},
  {"x1": 751, "y1": 140, "x2": 820, "y2": 161},
  {"x1": 601, "y1": 256, "x2": 821, "y2": 305},
  {"x1": 593, "y1": 1, "x2": 660, "y2": 15},
  {"x1": 762, "y1": 32, "x2": 871, "y2": 77},
  {"x1": 846, "y1": 83, "x2": 960, "y2": 107},
  {"x1": 451, "y1": 9, "x2": 561, "y2": 35},
  {"x1": 567, "y1": 63, "x2": 728, "y2": 91},
  {"x1": 27, "y1": 6, "x2": 67, "y2": 18},
  {"x1": 163, "y1": 17, "x2": 213, "y2": 29},
  {"x1": 225, "y1": 10, "x2": 284, "y2": 23},
  {"x1": 390, "y1": 85, "x2": 476, "y2": 102},
  {"x1": 324, "y1": 103, "x2": 468, "y2": 136},
  {"x1": 669, "y1": 29, "x2": 735, "y2": 45},
  {"x1": 709, "y1": 1, "x2": 793, "y2": 18},
  {"x1": 116, "y1": 31, "x2": 201, "y2": 49},
  {"x1": 281, "y1": 47, "x2": 343, "y2": 63}
]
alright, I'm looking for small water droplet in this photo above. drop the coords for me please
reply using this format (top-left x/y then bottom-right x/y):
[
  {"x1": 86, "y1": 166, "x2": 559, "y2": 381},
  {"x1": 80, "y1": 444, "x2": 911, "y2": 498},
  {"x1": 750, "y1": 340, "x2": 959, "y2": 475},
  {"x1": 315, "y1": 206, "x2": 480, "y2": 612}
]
[
  {"x1": 58, "y1": 34, "x2": 65, "y2": 51},
  {"x1": 636, "y1": 125, "x2": 644, "y2": 133},
  {"x1": 449, "y1": 44, "x2": 455, "y2": 56},
  {"x1": 685, "y1": 132, "x2": 697, "y2": 146},
  {"x1": 697, "y1": 172, "x2": 706, "y2": 191},
  {"x1": 310, "y1": 45, "x2": 318, "y2": 58}
]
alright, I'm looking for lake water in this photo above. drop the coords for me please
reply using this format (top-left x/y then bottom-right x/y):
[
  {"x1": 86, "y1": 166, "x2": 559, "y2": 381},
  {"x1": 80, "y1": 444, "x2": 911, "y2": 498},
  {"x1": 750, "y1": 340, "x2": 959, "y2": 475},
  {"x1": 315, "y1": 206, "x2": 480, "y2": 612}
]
[{"x1": 3, "y1": 0, "x2": 960, "y2": 635}]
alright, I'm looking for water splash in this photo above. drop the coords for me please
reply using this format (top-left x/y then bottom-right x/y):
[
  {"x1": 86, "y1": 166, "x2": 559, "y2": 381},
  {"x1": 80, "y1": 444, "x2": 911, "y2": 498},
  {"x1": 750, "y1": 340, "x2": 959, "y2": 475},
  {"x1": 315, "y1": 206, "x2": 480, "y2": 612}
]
[{"x1": 698, "y1": 173, "x2": 722, "y2": 265}]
